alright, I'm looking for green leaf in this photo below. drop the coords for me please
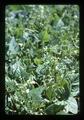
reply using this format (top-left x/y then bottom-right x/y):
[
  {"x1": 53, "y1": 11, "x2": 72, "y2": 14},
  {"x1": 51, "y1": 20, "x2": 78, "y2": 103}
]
[
  {"x1": 9, "y1": 37, "x2": 19, "y2": 54},
  {"x1": 6, "y1": 76, "x2": 17, "y2": 93},
  {"x1": 45, "y1": 86, "x2": 55, "y2": 100},
  {"x1": 56, "y1": 111, "x2": 72, "y2": 115},
  {"x1": 39, "y1": 28, "x2": 50, "y2": 43},
  {"x1": 34, "y1": 57, "x2": 42, "y2": 65},
  {"x1": 36, "y1": 64, "x2": 44, "y2": 74},
  {"x1": 55, "y1": 80, "x2": 71, "y2": 101},
  {"x1": 44, "y1": 103, "x2": 64, "y2": 115},
  {"x1": 65, "y1": 97, "x2": 78, "y2": 114},
  {"x1": 9, "y1": 5, "x2": 23, "y2": 11},
  {"x1": 28, "y1": 86, "x2": 45, "y2": 102}
]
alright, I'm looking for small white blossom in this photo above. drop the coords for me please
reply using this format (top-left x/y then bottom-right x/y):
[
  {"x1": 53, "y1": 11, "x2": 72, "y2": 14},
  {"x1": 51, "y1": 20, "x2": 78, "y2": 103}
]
[
  {"x1": 8, "y1": 97, "x2": 11, "y2": 102},
  {"x1": 26, "y1": 89, "x2": 29, "y2": 94}
]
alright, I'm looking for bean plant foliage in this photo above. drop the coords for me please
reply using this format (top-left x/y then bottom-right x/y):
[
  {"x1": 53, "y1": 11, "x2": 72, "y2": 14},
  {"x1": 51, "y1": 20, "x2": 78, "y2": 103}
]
[{"x1": 5, "y1": 5, "x2": 79, "y2": 115}]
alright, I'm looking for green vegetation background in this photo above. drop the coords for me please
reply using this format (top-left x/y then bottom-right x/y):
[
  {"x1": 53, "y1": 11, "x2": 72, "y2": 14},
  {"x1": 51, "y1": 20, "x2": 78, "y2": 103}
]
[{"x1": 5, "y1": 5, "x2": 79, "y2": 115}]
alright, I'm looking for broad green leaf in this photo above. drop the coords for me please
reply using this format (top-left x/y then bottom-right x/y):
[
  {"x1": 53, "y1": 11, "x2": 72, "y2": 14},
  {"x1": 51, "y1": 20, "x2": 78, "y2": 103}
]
[
  {"x1": 50, "y1": 45, "x2": 59, "y2": 54},
  {"x1": 9, "y1": 37, "x2": 19, "y2": 54},
  {"x1": 55, "y1": 80, "x2": 71, "y2": 101},
  {"x1": 39, "y1": 29, "x2": 50, "y2": 43},
  {"x1": 44, "y1": 103, "x2": 65, "y2": 115},
  {"x1": 45, "y1": 86, "x2": 55, "y2": 100},
  {"x1": 36, "y1": 64, "x2": 44, "y2": 74},
  {"x1": 65, "y1": 97, "x2": 78, "y2": 114},
  {"x1": 34, "y1": 57, "x2": 42, "y2": 65},
  {"x1": 9, "y1": 5, "x2": 23, "y2": 11},
  {"x1": 56, "y1": 19, "x2": 64, "y2": 29},
  {"x1": 28, "y1": 86, "x2": 45, "y2": 102},
  {"x1": 6, "y1": 79, "x2": 16, "y2": 93},
  {"x1": 15, "y1": 24, "x2": 23, "y2": 38},
  {"x1": 56, "y1": 111, "x2": 72, "y2": 115}
]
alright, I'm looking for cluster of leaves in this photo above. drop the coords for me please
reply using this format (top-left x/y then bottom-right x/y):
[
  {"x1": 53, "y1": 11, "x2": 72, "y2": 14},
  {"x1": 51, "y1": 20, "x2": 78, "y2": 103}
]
[{"x1": 5, "y1": 5, "x2": 79, "y2": 115}]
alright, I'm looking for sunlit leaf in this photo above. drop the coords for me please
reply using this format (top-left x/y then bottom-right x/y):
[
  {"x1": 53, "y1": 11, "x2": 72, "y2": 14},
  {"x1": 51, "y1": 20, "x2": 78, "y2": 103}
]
[{"x1": 65, "y1": 97, "x2": 78, "y2": 114}]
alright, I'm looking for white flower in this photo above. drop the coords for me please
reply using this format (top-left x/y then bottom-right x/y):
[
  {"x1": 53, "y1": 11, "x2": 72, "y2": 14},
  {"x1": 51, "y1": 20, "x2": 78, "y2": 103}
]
[
  {"x1": 74, "y1": 15, "x2": 78, "y2": 19},
  {"x1": 23, "y1": 32, "x2": 29, "y2": 39},
  {"x1": 26, "y1": 89, "x2": 29, "y2": 94},
  {"x1": 8, "y1": 97, "x2": 11, "y2": 102},
  {"x1": 14, "y1": 95, "x2": 18, "y2": 101}
]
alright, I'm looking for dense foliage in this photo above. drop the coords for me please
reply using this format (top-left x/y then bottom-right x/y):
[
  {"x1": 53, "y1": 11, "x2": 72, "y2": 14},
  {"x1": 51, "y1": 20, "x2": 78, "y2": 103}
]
[{"x1": 5, "y1": 5, "x2": 79, "y2": 115}]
